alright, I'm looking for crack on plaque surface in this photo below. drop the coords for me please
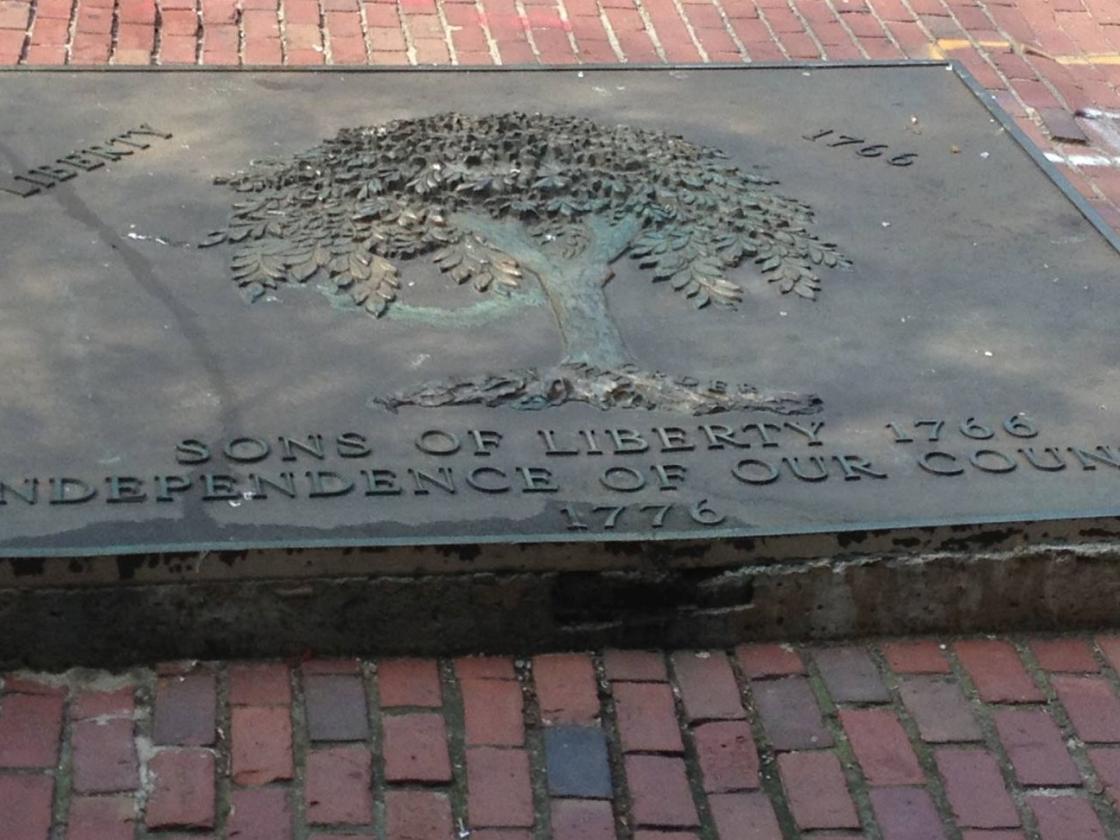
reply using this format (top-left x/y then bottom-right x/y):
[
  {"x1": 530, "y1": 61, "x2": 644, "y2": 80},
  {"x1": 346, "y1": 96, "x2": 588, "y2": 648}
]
[{"x1": 203, "y1": 112, "x2": 850, "y2": 415}]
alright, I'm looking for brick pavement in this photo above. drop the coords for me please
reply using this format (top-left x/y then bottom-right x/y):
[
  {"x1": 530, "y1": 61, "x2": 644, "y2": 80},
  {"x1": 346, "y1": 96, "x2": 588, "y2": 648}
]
[
  {"x1": 4, "y1": 635, "x2": 1120, "y2": 838},
  {"x1": 3, "y1": 2, "x2": 1120, "y2": 836},
  {"x1": 3, "y1": 0, "x2": 1120, "y2": 234}
]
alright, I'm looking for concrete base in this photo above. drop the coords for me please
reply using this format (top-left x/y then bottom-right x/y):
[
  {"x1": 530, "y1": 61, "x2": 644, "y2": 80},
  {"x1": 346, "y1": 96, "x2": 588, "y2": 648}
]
[{"x1": 4, "y1": 520, "x2": 1120, "y2": 668}]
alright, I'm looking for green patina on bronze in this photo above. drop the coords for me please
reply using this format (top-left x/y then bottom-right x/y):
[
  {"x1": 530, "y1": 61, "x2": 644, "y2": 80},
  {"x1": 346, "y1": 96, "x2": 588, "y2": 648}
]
[{"x1": 204, "y1": 112, "x2": 848, "y2": 414}]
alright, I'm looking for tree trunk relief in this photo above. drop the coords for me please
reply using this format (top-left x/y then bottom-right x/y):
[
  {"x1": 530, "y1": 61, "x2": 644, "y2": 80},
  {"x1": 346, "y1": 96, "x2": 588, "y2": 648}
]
[{"x1": 376, "y1": 212, "x2": 821, "y2": 416}]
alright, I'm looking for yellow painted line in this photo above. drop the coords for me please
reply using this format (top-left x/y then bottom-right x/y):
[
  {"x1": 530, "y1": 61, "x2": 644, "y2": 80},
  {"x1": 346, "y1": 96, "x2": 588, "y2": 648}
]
[
  {"x1": 936, "y1": 38, "x2": 1011, "y2": 52},
  {"x1": 1054, "y1": 54, "x2": 1120, "y2": 65}
]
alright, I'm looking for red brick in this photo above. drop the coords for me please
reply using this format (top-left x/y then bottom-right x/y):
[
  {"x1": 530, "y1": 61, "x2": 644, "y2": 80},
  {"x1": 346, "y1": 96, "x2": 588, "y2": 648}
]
[
  {"x1": 160, "y1": 36, "x2": 199, "y2": 62},
  {"x1": 0, "y1": 693, "x2": 64, "y2": 768},
  {"x1": 751, "y1": 676, "x2": 833, "y2": 751},
  {"x1": 882, "y1": 641, "x2": 951, "y2": 674},
  {"x1": 67, "y1": 795, "x2": 135, "y2": 840},
  {"x1": 899, "y1": 676, "x2": 982, "y2": 743},
  {"x1": 605, "y1": 649, "x2": 667, "y2": 682},
  {"x1": 613, "y1": 681, "x2": 683, "y2": 753},
  {"x1": 383, "y1": 713, "x2": 452, "y2": 783},
  {"x1": 302, "y1": 657, "x2": 363, "y2": 674},
  {"x1": 533, "y1": 653, "x2": 599, "y2": 726},
  {"x1": 633, "y1": 834, "x2": 700, "y2": 840},
  {"x1": 993, "y1": 708, "x2": 1079, "y2": 786},
  {"x1": 1052, "y1": 675, "x2": 1120, "y2": 743},
  {"x1": 693, "y1": 720, "x2": 759, "y2": 793},
  {"x1": 1027, "y1": 794, "x2": 1104, "y2": 839},
  {"x1": 231, "y1": 706, "x2": 293, "y2": 785},
  {"x1": 671, "y1": 652, "x2": 744, "y2": 722},
  {"x1": 160, "y1": 9, "x2": 200, "y2": 35},
  {"x1": 0, "y1": 774, "x2": 53, "y2": 840},
  {"x1": 550, "y1": 799, "x2": 614, "y2": 840},
  {"x1": 379, "y1": 658, "x2": 442, "y2": 707},
  {"x1": 386, "y1": 790, "x2": 453, "y2": 840},
  {"x1": 75, "y1": 6, "x2": 112, "y2": 33},
  {"x1": 146, "y1": 749, "x2": 215, "y2": 829},
  {"x1": 154, "y1": 673, "x2": 216, "y2": 746},
  {"x1": 871, "y1": 787, "x2": 946, "y2": 840},
  {"x1": 466, "y1": 746, "x2": 534, "y2": 828},
  {"x1": 30, "y1": 0, "x2": 70, "y2": 19},
  {"x1": 25, "y1": 45, "x2": 67, "y2": 67},
  {"x1": 72, "y1": 718, "x2": 138, "y2": 793},
  {"x1": 626, "y1": 754, "x2": 698, "y2": 828},
  {"x1": 72, "y1": 688, "x2": 134, "y2": 720},
  {"x1": 117, "y1": 22, "x2": 155, "y2": 51},
  {"x1": 202, "y1": 48, "x2": 240, "y2": 64},
  {"x1": 1090, "y1": 746, "x2": 1120, "y2": 805},
  {"x1": 813, "y1": 647, "x2": 889, "y2": 703},
  {"x1": 778, "y1": 751, "x2": 860, "y2": 830},
  {"x1": 305, "y1": 675, "x2": 369, "y2": 741},
  {"x1": 462, "y1": 677, "x2": 524, "y2": 746},
  {"x1": 229, "y1": 664, "x2": 291, "y2": 707},
  {"x1": 734, "y1": 649, "x2": 806, "y2": 680},
  {"x1": 457, "y1": 49, "x2": 496, "y2": 64},
  {"x1": 935, "y1": 748, "x2": 1019, "y2": 829},
  {"x1": 1098, "y1": 635, "x2": 1120, "y2": 672},
  {"x1": 839, "y1": 708, "x2": 923, "y2": 785},
  {"x1": 954, "y1": 640, "x2": 1042, "y2": 704},
  {"x1": 708, "y1": 792, "x2": 780, "y2": 840},
  {"x1": 118, "y1": 0, "x2": 156, "y2": 23},
  {"x1": 305, "y1": 747, "x2": 373, "y2": 825},
  {"x1": 244, "y1": 38, "x2": 282, "y2": 62},
  {"x1": 29, "y1": 17, "x2": 69, "y2": 45},
  {"x1": 960, "y1": 833, "x2": 1025, "y2": 840},
  {"x1": 0, "y1": 0, "x2": 31, "y2": 29},
  {"x1": 228, "y1": 787, "x2": 292, "y2": 840}
]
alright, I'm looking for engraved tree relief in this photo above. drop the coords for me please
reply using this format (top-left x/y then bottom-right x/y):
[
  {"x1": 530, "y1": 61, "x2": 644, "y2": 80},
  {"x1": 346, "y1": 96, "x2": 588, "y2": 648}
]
[{"x1": 203, "y1": 112, "x2": 849, "y2": 414}]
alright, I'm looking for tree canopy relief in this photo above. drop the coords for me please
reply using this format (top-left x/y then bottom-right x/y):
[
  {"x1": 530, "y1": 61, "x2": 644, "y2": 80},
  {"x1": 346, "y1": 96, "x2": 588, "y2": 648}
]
[{"x1": 203, "y1": 112, "x2": 849, "y2": 415}]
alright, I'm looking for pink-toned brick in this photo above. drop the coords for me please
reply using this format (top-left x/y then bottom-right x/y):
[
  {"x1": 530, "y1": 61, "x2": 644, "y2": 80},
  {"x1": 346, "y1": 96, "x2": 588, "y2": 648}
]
[
  {"x1": 954, "y1": 640, "x2": 1042, "y2": 703},
  {"x1": 1052, "y1": 675, "x2": 1120, "y2": 743},
  {"x1": 67, "y1": 795, "x2": 135, "y2": 840},
  {"x1": 386, "y1": 789, "x2": 453, "y2": 840},
  {"x1": 627, "y1": 754, "x2": 698, "y2": 829},
  {"x1": 0, "y1": 774, "x2": 53, "y2": 840},
  {"x1": 0, "y1": 693, "x2": 64, "y2": 768},
  {"x1": 462, "y1": 676, "x2": 524, "y2": 746},
  {"x1": 154, "y1": 672, "x2": 216, "y2": 746},
  {"x1": 708, "y1": 792, "x2": 780, "y2": 840},
  {"x1": 613, "y1": 681, "x2": 684, "y2": 753},
  {"x1": 466, "y1": 746, "x2": 534, "y2": 828},
  {"x1": 72, "y1": 718, "x2": 138, "y2": 794},
  {"x1": 882, "y1": 640, "x2": 950, "y2": 674},
  {"x1": 305, "y1": 747, "x2": 373, "y2": 825},
  {"x1": 379, "y1": 658, "x2": 442, "y2": 707},
  {"x1": 735, "y1": 644, "x2": 805, "y2": 679},
  {"x1": 778, "y1": 751, "x2": 860, "y2": 830},
  {"x1": 1027, "y1": 794, "x2": 1105, "y2": 839},
  {"x1": 228, "y1": 787, "x2": 292, "y2": 840},
  {"x1": 146, "y1": 749, "x2": 215, "y2": 829},
  {"x1": 871, "y1": 787, "x2": 947, "y2": 840},
  {"x1": 839, "y1": 708, "x2": 923, "y2": 785},
  {"x1": 550, "y1": 799, "x2": 614, "y2": 840},
  {"x1": 533, "y1": 653, "x2": 599, "y2": 726},
  {"x1": 231, "y1": 706, "x2": 293, "y2": 785},
  {"x1": 993, "y1": 708, "x2": 1080, "y2": 786},
  {"x1": 383, "y1": 713, "x2": 452, "y2": 783},
  {"x1": 671, "y1": 652, "x2": 744, "y2": 722},
  {"x1": 693, "y1": 720, "x2": 759, "y2": 793},
  {"x1": 936, "y1": 748, "x2": 1019, "y2": 829}
]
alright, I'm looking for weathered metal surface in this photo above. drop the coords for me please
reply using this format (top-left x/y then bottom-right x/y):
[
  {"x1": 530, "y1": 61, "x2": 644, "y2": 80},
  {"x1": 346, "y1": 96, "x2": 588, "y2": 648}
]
[{"x1": 0, "y1": 64, "x2": 1119, "y2": 557}]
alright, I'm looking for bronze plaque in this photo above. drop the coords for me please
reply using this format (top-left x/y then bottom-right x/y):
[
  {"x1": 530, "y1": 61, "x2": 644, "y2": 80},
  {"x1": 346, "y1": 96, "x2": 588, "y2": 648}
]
[{"x1": 1, "y1": 64, "x2": 1119, "y2": 557}]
